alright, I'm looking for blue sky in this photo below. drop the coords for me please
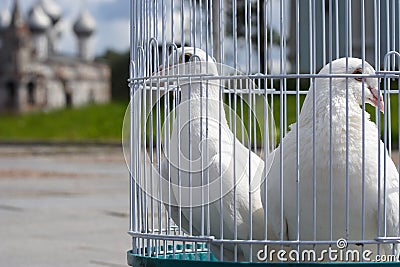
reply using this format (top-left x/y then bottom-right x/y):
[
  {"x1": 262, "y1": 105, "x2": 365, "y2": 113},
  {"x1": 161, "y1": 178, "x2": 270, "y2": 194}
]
[{"x1": 4, "y1": 0, "x2": 130, "y2": 56}]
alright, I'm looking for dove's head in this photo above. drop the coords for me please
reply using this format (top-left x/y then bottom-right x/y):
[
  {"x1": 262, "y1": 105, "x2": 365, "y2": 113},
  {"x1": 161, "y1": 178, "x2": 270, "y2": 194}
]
[
  {"x1": 154, "y1": 47, "x2": 220, "y2": 100},
  {"x1": 318, "y1": 57, "x2": 384, "y2": 112},
  {"x1": 162, "y1": 47, "x2": 218, "y2": 77}
]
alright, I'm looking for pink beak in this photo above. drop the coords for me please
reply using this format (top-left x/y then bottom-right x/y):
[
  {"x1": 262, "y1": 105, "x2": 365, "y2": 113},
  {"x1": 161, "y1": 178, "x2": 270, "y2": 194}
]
[
  {"x1": 369, "y1": 87, "x2": 384, "y2": 113},
  {"x1": 152, "y1": 64, "x2": 164, "y2": 76},
  {"x1": 150, "y1": 65, "x2": 167, "y2": 87}
]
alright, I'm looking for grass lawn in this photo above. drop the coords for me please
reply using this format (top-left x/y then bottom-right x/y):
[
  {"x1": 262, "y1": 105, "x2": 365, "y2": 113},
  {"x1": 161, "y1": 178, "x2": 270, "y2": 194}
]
[
  {"x1": 271, "y1": 93, "x2": 399, "y2": 147},
  {"x1": 225, "y1": 92, "x2": 399, "y2": 147},
  {"x1": 0, "y1": 96, "x2": 398, "y2": 146},
  {"x1": 0, "y1": 102, "x2": 128, "y2": 142}
]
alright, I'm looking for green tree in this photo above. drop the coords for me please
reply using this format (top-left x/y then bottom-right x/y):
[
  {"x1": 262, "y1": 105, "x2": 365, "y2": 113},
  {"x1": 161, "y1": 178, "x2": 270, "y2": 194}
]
[{"x1": 97, "y1": 49, "x2": 130, "y2": 102}]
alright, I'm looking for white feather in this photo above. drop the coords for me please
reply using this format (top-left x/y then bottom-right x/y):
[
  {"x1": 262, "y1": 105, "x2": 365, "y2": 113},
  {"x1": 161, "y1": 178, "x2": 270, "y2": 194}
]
[
  {"x1": 160, "y1": 47, "x2": 266, "y2": 262},
  {"x1": 262, "y1": 57, "x2": 399, "y2": 260}
]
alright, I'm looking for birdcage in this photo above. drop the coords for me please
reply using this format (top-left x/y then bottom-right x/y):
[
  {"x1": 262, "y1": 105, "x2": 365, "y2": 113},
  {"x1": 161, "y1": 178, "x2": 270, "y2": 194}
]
[{"x1": 125, "y1": 0, "x2": 400, "y2": 265}]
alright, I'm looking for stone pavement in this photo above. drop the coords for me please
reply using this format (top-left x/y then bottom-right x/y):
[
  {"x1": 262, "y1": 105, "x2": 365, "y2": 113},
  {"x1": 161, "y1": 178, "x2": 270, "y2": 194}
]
[
  {"x1": 1, "y1": 144, "x2": 399, "y2": 267},
  {"x1": 0, "y1": 145, "x2": 131, "y2": 267}
]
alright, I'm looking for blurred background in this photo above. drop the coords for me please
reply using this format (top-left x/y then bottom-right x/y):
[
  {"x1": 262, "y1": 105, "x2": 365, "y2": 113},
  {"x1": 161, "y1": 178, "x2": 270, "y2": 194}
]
[
  {"x1": 0, "y1": 1, "x2": 131, "y2": 267},
  {"x1": 0, "y1": 0, "x2": 130, "y2": 141},
  {"x1": 0, "y1": 0, "x2": 397, "y2": 142}
]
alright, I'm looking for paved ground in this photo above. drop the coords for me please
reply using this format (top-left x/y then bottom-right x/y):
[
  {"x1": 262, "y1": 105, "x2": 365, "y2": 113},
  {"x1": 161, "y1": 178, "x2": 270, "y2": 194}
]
[
  {"x1": 0, "y1": 145, "x2": 131, "y2": 267},
  {"x1": 1, "y1": 144, "x2": 399, "y2": 267}
]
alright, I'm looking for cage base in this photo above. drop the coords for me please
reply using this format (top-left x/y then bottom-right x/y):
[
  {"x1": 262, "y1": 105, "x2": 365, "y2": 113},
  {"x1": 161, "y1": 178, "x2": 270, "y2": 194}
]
[{"x1": 127, "y1": 250, "x2": 400, "y2": 266}]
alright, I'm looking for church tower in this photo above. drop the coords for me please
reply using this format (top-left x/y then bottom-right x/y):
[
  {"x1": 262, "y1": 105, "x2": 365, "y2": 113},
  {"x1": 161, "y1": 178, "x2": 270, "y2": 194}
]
[
  {"x1": 73, "y1": 9, "x2": 96, "y2": 61},
  {"x1": 38, "y1": 0, "x2": 62, "y2": 54},
  {"x1": 0, "y1": 0, "x2": 32, "y2": 73},
  {"x1": 0, "y1": 7, "x2": 10, "y2": 49},
  {"x1": 28, "y1": 3, "x2": 51, "y2": 60}
]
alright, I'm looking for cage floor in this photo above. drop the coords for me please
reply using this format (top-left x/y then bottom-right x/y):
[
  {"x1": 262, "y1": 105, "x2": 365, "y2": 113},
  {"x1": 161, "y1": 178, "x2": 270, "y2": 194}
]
[{"x1": 127, "y1": 250, "x2": 400, "y2": 266}]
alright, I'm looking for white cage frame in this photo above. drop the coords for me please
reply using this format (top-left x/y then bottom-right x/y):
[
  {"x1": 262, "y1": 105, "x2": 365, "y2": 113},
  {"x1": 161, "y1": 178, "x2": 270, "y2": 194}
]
[{"x1": 127, "y1": 0, "x2": 400, "y2": 264}]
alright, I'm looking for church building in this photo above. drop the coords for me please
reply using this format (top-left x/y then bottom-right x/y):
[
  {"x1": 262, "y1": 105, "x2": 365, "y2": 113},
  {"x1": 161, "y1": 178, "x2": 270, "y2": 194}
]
[{"x1": 0, "y1": 0, "x2": 110, "y2": 113}]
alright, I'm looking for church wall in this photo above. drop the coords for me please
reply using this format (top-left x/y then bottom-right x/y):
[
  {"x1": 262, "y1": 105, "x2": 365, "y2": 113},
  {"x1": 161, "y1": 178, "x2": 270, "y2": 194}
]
[
  {"x1": 64, "y1": 77, "x2": 110, "y2": 107},
  {"x1": 45, "y1": 79, "x2": 67, "y2": 110},
  {"x1": 0, "y1": 63, "x2": 111, "y2": 113}
]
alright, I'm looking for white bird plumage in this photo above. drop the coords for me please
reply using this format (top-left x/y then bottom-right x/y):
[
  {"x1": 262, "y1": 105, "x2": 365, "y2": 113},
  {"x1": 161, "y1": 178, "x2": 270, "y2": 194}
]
[
  {"x1": 262, "y1": 57, "x2": 399, "y2": 259},
  {"x1": 160, "y1": 47, "x2": 266, "y2": 262}
]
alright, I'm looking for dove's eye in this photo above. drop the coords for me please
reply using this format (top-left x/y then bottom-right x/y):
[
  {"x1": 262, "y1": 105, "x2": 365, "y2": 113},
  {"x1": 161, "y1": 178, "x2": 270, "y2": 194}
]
[
  {"x1": 353, "y1": 68, "x2": 363, "y2": 82},
  {"x1": 183, "y1": 54, "x2": 192, "y2": 63}
]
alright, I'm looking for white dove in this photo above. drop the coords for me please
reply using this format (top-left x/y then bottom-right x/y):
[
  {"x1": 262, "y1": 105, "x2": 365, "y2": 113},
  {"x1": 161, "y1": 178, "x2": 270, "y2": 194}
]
[
  {"x1": 262, "y1": 57, "x2": 399, "y2": 260},
  {"x1": 159, "y1": 47, "x2": 266, "y2": 262}
]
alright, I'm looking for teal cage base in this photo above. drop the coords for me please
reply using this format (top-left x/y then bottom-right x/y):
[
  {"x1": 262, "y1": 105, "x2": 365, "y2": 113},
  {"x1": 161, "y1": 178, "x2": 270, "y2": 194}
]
[{"x1": 127, "y1": 250, "x2": 400, "y2": 266}]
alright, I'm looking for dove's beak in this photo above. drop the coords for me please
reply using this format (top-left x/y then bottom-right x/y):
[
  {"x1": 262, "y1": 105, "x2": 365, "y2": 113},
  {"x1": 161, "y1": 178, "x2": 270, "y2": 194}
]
[
  {"x1": 151, "y1": 65, "x2": 165, "y2": 77},
  {"x1": 149, "y1": 65, "x2": 168, "y2": 87},
  {"x1": 368, "y1": 86, "x2": 384, "y2": 113},
  {"x1": 155, "y1": 64, "x2": 164, "y2": 75}
]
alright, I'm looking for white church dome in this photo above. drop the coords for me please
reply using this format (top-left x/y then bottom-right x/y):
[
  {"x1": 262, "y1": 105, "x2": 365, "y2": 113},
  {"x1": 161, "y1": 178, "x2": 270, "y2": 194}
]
[
  {"x1": 0, "y1": 8, "x2": 10, "y2": 30},
  {"x1": 28, "y1": 4, "x2": 51, "y2": 33},
  {"x1": 39, "y1": 0, "x2": 62, "y2": 24},
  {"x1": 73, "y1": 9, "x2": 96, "y2": 37}
]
